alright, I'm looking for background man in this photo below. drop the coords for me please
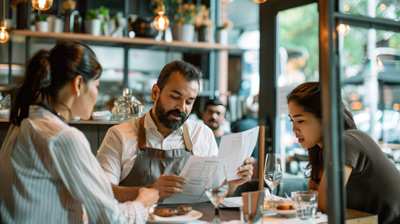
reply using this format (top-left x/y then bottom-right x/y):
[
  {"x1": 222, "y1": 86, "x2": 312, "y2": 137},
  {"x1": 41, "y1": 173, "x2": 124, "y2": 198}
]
[
  {"x1": 97, "y1": 60, "x2": 254, "y2": 201},
  {"x1": 202, "y1": 98, "x2": 231, "y2": 147}
]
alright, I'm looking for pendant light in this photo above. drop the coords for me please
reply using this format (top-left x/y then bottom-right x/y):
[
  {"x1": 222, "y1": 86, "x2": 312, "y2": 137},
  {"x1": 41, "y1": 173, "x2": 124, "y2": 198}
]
[
  {"x1": 32, "y1": 0, "x2": 54, "y2": 11},
  {"x1": 337, "y1": 24, "x2": 350, "y2": 36},
  {"x1": 153, "y1": 3, "x2": 169, "y2": 31},
  {"x1": 0, "y1": 0, "x2": 9, "y2": 43},
  {"x1": 252, "y1": 0, "x2": 267, "y2": 3}
]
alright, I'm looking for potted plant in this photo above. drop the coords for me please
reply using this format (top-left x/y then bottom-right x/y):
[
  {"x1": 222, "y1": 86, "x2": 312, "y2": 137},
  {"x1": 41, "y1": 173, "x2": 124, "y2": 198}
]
[
  {"x1": 195, "y1": 5, "x2": 213, "y2": 43},
  {"x1": 110, "y1": 12, "x2": 126, "y2": 38},
  {"x1": 84, "y1": 9, "x2": 101, "y2": 36},
  {"x1": 35, "y1": 15, "x2": 49, "y2": 33},
  {"x1": 171, "y1": 3, "x2": 199, "y2": 43},
  {"x1": 216, "y1": 20, "x2": 233, "y2": 45},
  {"x1": 98, "y1": 6, "x2": 111, "y2": 36}
]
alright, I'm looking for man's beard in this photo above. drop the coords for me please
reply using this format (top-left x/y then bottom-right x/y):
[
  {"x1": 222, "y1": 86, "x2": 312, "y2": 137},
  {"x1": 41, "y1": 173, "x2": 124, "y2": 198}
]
[
  {"x1": 155, "y1": 99, "x2": 188, "y2": 130},
  {"x1": 207, "y1": 118, "x2": 220, "y2": 131}
]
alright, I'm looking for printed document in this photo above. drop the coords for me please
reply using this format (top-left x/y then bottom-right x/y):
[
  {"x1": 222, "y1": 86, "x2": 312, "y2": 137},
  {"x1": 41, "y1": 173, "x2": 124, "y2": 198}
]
[{"x1": 218, "y1": 126, "x2": 259, "y2": 180}]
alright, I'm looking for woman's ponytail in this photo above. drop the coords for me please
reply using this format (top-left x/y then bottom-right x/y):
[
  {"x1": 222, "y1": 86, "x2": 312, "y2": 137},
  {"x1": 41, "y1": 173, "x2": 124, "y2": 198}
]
[{"x1": 10, "y1": 50, "x2": 53, "y2": 126}]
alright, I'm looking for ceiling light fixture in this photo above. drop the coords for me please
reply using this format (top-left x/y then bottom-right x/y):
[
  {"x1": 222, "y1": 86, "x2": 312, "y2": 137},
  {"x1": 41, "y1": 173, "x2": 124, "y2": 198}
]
[
  {"x1": 153, "y1": 3, "x2": 169, "y2": 31},
  {"x1": 336, "y1": 24, "x2": 350, "y2": 36},
  {"x1": 0, "y1": 0, "x2": 9, "y2": 43},
  {"x1": 32, "y1": 0, "x2": 53, "y2": 11},
  {"x1": 252, "y1": 0, "x2": 267, "y2": 3}
]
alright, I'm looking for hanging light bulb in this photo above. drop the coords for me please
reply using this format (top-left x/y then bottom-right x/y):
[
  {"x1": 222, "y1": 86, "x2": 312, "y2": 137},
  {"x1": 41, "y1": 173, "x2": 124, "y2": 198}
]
[
  {"x1": 336, "y1": 24, "x2": 350, "y2": 36},
  {"x1": 0, "y1": 0, "x2": 9, "y2": 43},
  {"x1": 153, "y1": 3, "x2": 169, "y2": 31},
  {"x1": 0, "y1": 27, "x2": 9, "y2": 43},
  {"x1": 252, "y1": 0, "x2": 267, "y2": 3},
  {"x1": 32, "y1": 0, "x2": 53, "y2": 11},
  {"x1": 154, "y1": 11, "x2": 169, "y2": 31}
]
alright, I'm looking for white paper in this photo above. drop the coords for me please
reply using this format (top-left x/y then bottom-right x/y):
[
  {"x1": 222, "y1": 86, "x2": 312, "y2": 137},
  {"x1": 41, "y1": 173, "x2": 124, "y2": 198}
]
[
  {"x1": 221, "y1": 196, "x2": 243, "y2": 208},
  {"x1": 162, "y1": 156, "x2": 222, "y2": 204},
  {"x1": 218, "y1": 126, "x2": 260, "y2": 181}
]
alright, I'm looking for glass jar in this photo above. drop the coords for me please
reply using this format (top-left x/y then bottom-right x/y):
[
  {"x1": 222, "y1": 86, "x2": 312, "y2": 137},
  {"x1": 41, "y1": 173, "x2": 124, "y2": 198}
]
[{"x1": 111, "y1": 88, "x2": 144, "y2": 121}]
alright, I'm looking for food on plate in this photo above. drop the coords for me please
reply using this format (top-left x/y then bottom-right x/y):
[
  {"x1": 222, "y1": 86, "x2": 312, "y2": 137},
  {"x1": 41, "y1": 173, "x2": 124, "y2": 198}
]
[
  {"x1": 177, "y1": 205, "x2": 192, "y2": 215},
  {"x1": 277, "y1": 205, "x2": 295, "y2": 210},
  {"x1": 153, "y1": 205, "x2": 193, "y2": 217},
  {"x1": 153, "y1": 208, "x2": 178, "y2": 217}
]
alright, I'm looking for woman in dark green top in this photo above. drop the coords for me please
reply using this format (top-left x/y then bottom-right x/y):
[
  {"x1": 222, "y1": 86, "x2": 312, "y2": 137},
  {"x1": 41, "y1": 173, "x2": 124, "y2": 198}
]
[{"x1": 287, "y1": 82, "x2": 400, "y2": 224}]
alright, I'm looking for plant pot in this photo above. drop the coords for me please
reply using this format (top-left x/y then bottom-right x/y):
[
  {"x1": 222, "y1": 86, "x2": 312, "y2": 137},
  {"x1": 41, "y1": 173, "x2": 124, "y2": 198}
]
[
  {"x1": 198, "y1": 26, "x2": 213, "y2": 43},
  {"x1": 171, "y1": 25, "x2": 181, "y2": 41},
  {"x1": 36, "y1": 21, "x2": 49, "y2": 33},
  {"x1": 181, "y1": 24, "x2": 195, "y2": 43},
  {"x1": 85, "y1": 19, "x2": 101, "y2": 36},
  {"x1": 216, "y1": 29, "x2": 228, "y2": 45}
]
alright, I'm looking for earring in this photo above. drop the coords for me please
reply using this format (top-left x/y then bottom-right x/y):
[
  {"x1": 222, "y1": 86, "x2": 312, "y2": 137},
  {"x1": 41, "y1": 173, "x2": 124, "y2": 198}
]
[{"x1": 77, "y1": 92, "x2": 80, "y2": 97}]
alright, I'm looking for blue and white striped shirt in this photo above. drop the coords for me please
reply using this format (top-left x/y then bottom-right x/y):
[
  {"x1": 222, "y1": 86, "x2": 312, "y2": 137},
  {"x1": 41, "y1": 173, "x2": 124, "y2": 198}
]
[{"x1": 0, "y1": 105, "x2": 147, "y2": 224}]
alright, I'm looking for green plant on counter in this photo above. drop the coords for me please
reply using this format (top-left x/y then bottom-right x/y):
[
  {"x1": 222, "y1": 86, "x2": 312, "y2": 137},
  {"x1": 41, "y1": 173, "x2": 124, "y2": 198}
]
[
  {"x1": 98, "y1": 6, "x2": 110, "y2": 20},
  {"x1": 36, "y1": 15, "x2": 47, "y2": 22},
  {"x1": 112, "y1": 12, "x2": 124, "y2": 20},
  {"x1": 85, "y1": 9, "x2": 98, "y2": 20}
]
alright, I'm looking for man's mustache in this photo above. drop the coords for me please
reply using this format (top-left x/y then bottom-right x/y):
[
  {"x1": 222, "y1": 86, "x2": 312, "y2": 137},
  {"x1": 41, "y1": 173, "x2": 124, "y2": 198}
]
[
  {"x1": 167, "y1": 110, "x2": 187, "y2": 119},
  {"x1": 208, "y1": 118, "x2": 217, "y2": 123}
]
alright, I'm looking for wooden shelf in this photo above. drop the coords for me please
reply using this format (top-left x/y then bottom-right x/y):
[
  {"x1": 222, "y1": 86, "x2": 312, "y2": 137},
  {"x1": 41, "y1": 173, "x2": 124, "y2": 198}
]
[{"x1": 10, "y1": 30, "x2": 235, "y2": 52}]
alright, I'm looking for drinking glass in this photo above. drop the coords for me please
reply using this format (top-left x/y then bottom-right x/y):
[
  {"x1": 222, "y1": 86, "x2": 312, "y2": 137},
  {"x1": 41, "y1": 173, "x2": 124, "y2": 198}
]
[
  {"x1": 264, "y1": 153, "x2": 283, "y2": 200},
  {"x1": 205, "y1": 163, "x2": 229, "y2": 224},
  {"x1": 293, "y1": 191, "x2": 319, "y2": 220}
]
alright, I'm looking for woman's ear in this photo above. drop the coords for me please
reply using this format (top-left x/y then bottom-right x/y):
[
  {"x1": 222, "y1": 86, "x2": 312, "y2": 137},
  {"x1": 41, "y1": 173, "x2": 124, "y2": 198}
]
[{"x1": 73, "y1": 75, "x2": 84, "y2": 96}]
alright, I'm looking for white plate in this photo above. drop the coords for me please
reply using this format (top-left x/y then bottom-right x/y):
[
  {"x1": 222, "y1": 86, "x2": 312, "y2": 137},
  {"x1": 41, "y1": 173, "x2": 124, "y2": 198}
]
[
  {"x1": 274, "y1": 209, "x2": 297, "y2": 217},
  {"x1": 147, "y1": 210, "x2": 203, "y2": 223}
]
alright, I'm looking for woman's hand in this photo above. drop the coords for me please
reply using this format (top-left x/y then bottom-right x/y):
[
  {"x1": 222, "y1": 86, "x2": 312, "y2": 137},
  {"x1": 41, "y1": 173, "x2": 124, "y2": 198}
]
[{"x1": 135, "y1": 188, "x2": 159, "y2": 208}]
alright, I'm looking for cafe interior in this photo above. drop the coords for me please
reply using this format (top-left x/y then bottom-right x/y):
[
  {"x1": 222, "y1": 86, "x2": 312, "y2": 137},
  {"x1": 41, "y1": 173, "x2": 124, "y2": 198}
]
[{"x1": 0, "y1": 0, "x2": 400, "y2": 223}]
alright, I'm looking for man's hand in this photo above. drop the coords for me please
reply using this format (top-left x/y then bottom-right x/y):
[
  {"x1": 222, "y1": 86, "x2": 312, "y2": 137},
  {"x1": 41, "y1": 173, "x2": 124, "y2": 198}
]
[
  {"x1": 135, "y1": 188, "x2": 159, "y2": 208},
  {"x1": 152, "y1": 174, "x2": 187, "y2": 200},
  {"x1": 228, "y1": 157, "x2": 254, "y2": 195}
]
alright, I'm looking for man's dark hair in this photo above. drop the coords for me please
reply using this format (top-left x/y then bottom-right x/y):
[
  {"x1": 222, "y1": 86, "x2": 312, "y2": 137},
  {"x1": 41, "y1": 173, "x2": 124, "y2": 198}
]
[
  {"x1": 204, "y1": 98, "x2": 227, "y2": 117},
  {"x1": 205, "y1": 98, "x2": 225, "y2": 109},
  {"x1": 156, "y1": 60, "x2": 202, "y2": 91}
]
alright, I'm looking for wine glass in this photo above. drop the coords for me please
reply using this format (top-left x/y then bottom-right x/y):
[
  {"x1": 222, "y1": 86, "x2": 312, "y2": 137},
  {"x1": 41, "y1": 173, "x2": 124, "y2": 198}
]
[
  {"x1": 264, "y1": 153, "x2": 283, "y2": 198},
  {"x1": 205, "y1": 163, "x2": 229, "y2": 224}
]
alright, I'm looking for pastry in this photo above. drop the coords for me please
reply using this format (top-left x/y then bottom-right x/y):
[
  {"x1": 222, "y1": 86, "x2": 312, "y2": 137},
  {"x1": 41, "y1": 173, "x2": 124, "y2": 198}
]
[
  {"x1": 177, "y1": 205, "x2": 192, "y2": 215},
  {"x1": 153, "y1": 208, "x2": 178, "y2": 217}
]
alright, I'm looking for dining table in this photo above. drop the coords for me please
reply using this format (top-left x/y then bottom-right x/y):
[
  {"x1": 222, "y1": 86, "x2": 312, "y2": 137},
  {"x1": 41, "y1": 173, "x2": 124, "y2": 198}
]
[{"x1": 150, "y1": 201, "x2": 378, "y2": 224}]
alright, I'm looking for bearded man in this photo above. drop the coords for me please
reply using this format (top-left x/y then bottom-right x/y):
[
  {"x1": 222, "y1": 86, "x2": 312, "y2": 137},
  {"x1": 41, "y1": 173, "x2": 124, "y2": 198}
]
[{"x1": 97, "y1": 60, "x2": 253, "y2": 202}]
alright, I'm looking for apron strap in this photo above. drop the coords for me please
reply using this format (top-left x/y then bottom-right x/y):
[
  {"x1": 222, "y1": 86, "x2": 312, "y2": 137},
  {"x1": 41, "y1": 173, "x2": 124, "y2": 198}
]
[
  {"x1": 138, "y1": 114, "x2": 193, "y2": 152},
  {"x1": 182, "y1": 124, "x2": 193, "y2": 152},
  {"x1": 139, "y1": 116, "x2": 146, "y2": 149}
]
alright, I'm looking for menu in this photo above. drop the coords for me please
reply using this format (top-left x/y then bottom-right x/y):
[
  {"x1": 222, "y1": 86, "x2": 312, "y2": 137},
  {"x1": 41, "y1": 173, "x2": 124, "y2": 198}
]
[{"x1": 162, "y1": 127, "x2": 260, "y2": 204}]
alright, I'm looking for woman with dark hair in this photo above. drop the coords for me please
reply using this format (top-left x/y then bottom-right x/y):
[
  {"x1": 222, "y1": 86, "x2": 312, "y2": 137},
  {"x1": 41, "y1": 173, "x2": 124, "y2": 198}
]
[
  {"x1": 287, "y1": 82, "x2": 400, "y2": 224},
  {"x1": 0, "y1": 41, "x2": 159, "y2": 223}
]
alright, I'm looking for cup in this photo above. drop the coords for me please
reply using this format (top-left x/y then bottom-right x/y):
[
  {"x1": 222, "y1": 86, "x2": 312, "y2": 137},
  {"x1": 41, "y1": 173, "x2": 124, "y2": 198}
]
[{"x1": 292, "y1": 191, "x2": 318, "y2": 220}]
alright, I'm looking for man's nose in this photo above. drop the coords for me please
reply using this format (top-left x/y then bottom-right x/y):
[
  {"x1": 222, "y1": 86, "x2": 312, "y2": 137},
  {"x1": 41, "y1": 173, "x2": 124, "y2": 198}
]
[{"x1": 176, "y1": 99, "x2": 186, "y2": 112}]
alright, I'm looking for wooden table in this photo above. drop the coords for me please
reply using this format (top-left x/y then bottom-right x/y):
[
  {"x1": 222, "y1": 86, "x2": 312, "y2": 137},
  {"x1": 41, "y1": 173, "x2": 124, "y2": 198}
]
[{"x1": 190, "y1": 203, "x2": 377, "y2": 223}]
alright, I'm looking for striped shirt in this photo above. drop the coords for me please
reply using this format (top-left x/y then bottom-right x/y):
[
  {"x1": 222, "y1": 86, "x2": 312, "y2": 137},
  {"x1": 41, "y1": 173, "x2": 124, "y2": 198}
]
[{"x1": 0, "y1": 105, "x2": 148, "y2": 224}]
